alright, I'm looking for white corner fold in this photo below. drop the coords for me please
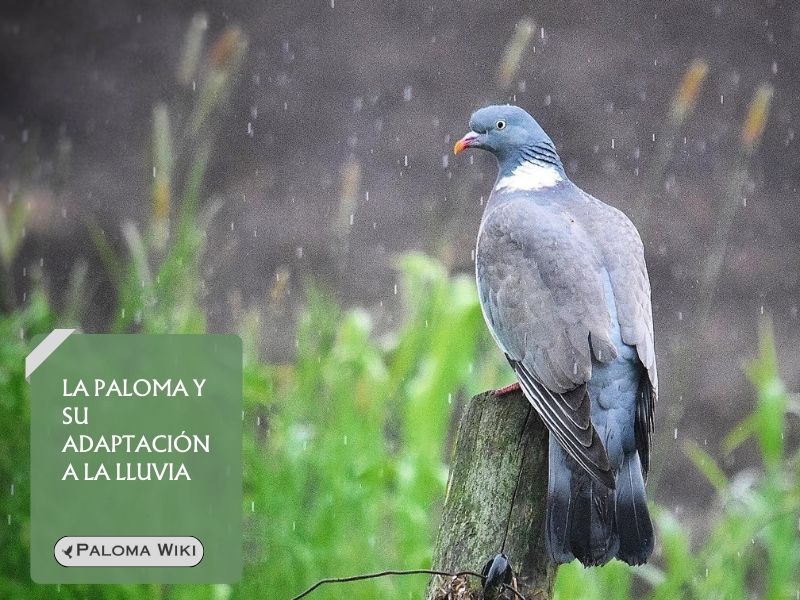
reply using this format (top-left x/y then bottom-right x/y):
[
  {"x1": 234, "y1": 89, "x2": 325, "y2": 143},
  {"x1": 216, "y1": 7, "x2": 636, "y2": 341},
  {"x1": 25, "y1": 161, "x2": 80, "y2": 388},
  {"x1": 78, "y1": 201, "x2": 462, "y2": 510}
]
[{"x1": 25, "y1": 328, "x2": 77, "y2": 382}]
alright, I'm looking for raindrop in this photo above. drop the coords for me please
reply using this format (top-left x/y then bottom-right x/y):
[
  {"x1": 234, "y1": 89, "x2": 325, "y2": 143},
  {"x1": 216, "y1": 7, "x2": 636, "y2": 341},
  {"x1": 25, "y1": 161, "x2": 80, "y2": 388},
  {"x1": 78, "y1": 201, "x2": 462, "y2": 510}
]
[
  {"x1": 674, "y1": 428, "x2": 678, "y2": 440},
  {"x1": 343, "y1": 435, "x2": 348, "y2": 445},
  {"x1": 720, "y1": 95, "x2": 724, "y2": 104},
  {"x1": 393, "y1": 284, "x2": 398, "y2": 295},
  {"x1": 403, "y1": 86, "x2": 413, "y2": 102},
  {"x1": 403, "y1": 155, "x2": 409, "y2": 167},
  {"x1": 251, "y1": 501, "x2": 255, "y2": 512},
  {"x1": 611, "y1": 138, "x2": 615, "y2": 149},
  {"x1": 349, "y1": 214, "x2": 354, "y2": 226},
  {"x1": 247, "y1": 122, "x2": 254, "y2": 137}
]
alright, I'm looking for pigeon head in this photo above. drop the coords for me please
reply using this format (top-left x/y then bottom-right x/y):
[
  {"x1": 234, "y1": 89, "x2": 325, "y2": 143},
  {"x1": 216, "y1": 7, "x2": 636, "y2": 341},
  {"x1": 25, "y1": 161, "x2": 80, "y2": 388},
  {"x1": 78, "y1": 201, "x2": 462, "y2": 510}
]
[{"x1": 454, "y1": 105, "x2": 562, "y2": 173}]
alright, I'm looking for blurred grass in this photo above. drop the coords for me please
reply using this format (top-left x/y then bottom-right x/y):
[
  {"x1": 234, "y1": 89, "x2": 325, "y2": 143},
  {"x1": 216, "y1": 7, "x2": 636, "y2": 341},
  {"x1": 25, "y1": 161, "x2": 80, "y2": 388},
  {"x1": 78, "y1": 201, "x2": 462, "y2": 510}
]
[
  {"x1": 1, "y1": 220, "x2": 797, "y2": 599},
  {"x1": 0, "y1": 15, "x2": 797, "y2": 600}
]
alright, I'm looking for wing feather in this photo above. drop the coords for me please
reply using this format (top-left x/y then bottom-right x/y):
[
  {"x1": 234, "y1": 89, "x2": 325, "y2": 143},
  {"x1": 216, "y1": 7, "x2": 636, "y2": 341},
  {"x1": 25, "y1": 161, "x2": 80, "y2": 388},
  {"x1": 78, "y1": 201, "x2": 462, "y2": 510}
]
[
  {"x1": 477, "y1": 199, "x2": 619, "y2": 485},
  {"x1": 578, "y1": 193, "x2": 658, "y2": 473},
  {"x1": 511, "y1": 358, "x2": 614, "y2": 488}
]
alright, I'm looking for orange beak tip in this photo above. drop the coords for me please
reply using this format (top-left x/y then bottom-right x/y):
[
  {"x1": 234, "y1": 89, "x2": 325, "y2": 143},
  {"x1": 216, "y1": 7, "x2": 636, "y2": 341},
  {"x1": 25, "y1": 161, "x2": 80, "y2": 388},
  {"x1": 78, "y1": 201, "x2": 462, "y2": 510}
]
[{"x1": 453, "y1": 132, "x2": 479, "y2": 155}]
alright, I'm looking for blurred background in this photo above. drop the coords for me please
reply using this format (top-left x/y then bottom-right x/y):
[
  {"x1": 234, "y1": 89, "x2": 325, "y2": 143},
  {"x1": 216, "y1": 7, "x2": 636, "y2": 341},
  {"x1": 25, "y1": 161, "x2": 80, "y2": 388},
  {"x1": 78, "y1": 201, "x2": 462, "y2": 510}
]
[{"x1": 1, "y1": 1, "x2": 798, "y2": 599}]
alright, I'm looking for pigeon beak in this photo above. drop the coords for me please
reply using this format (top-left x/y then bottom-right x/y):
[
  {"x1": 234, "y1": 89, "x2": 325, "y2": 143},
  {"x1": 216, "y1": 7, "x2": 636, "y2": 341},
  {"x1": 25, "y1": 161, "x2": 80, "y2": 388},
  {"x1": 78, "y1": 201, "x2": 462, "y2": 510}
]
[{"x1": 453, "y1": 131, "x2": 481, "y2": 155}]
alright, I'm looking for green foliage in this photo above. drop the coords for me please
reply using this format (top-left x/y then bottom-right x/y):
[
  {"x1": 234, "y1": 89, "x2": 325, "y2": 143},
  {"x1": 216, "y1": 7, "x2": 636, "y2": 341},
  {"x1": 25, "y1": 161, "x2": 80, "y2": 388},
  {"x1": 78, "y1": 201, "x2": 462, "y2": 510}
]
[
  {"x1": 239, "y1": 255, "x2": 506, "y2": 599},
  {"x1": 2, "y1": 249, "x2": 797, "y2": 599}
]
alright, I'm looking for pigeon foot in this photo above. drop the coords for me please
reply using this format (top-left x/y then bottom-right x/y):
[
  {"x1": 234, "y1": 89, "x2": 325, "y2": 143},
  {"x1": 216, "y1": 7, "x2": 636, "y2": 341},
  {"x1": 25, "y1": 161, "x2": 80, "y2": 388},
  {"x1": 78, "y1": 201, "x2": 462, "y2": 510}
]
[{"x1": 494, "y1": 381, "x2": 521, "y2": 397}]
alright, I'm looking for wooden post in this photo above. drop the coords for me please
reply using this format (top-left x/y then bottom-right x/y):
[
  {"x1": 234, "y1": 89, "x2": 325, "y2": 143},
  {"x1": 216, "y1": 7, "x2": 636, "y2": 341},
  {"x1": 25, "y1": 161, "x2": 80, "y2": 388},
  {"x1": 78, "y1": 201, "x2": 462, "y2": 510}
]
[{"x1": 427, "y1": 389, "x2": 556, "y2": 600}]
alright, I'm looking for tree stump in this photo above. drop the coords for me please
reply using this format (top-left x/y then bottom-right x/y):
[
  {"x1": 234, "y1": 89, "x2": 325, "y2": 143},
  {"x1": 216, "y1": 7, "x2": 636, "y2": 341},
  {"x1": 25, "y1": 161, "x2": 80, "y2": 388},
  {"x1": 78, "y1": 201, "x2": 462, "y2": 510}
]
[{"x1": 427, "y1": 389, "x2": 556, "y2": 600}]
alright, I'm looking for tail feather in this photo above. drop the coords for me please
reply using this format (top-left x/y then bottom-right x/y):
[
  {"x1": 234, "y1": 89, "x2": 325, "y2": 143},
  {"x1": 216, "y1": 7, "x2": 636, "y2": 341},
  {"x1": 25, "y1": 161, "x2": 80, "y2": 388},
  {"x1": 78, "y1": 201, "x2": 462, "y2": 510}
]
[
  {"x1": 546, "y1": 436, "x2": 617, "y2": 566},
  {"x1": 545, "y1": 436, "x2": 653, "y2": 567},
  {"x1": 615, "y1": 450, "x2": 654, "y2": 565},
  {"x1": 545, "y1": 436, "x2": 574, "y2": 563}
]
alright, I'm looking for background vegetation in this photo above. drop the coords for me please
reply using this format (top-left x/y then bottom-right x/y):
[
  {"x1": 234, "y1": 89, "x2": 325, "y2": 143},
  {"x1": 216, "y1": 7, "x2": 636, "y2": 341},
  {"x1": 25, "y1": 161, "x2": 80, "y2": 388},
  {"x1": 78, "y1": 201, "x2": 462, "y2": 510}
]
[{"x1": 1, "y1": 9, "x2": 799, "y2": 600}]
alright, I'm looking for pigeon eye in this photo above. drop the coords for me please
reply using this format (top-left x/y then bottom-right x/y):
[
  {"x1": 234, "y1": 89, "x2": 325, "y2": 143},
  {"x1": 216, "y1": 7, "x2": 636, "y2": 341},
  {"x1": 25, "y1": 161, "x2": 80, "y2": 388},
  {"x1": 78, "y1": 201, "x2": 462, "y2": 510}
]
[{"x1": 496, "y1": 120, "x2": 506, "y2": 130}]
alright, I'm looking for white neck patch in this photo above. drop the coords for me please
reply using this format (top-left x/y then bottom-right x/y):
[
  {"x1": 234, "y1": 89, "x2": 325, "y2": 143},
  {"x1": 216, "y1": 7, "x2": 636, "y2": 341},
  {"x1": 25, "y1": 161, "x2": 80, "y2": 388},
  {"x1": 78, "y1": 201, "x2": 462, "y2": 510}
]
[{"x1": 495, "y1": 162, "x2": 562, "y2": 192}]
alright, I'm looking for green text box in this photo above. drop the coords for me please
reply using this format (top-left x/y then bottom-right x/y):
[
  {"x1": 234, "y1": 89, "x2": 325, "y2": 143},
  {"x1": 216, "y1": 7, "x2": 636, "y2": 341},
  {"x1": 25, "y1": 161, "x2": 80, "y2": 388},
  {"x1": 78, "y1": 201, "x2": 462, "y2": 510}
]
[{"x1": 30, "y1": 334, "x2": 242, "y2": 583}]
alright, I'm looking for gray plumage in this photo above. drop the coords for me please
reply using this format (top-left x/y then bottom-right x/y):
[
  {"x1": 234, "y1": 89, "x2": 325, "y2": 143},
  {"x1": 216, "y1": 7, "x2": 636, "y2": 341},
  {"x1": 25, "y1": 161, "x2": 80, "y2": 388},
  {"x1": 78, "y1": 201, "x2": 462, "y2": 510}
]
[{"x1": 455, "y1": 105, "x2": 656, "y2": 566}]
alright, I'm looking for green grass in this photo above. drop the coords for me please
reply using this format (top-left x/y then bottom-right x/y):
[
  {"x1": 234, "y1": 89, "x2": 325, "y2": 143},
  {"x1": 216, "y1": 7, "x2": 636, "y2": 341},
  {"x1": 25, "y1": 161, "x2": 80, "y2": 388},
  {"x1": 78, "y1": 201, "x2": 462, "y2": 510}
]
[{"x1": 0, "y1": 244, "x2": 797, "y2": 599}]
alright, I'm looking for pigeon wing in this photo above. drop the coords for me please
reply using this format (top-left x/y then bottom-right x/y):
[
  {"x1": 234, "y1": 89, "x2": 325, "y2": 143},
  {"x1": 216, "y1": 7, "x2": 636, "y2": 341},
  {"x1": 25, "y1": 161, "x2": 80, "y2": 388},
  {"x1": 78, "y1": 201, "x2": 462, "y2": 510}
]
[
  {"x1": 476, "y1": 198, "x2": 618, "y2": 487},
  {"x1": 583, "y1": 197, "x2": 658, "y2": 478}
]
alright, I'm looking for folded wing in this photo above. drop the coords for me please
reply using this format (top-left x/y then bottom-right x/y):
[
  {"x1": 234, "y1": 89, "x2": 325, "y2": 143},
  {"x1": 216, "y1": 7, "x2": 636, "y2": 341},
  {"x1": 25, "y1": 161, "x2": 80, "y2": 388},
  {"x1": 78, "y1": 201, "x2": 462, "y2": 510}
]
[{"x1": 477, "y1": 199, "x2": 619, "y2": 486}]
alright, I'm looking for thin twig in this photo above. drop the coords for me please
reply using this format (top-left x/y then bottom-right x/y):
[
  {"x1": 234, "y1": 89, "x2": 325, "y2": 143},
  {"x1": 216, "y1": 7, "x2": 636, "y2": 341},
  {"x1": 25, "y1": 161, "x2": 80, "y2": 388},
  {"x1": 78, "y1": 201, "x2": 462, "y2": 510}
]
[{"x1": 289, "y1": 568, "x2": 486, "y2": 600}]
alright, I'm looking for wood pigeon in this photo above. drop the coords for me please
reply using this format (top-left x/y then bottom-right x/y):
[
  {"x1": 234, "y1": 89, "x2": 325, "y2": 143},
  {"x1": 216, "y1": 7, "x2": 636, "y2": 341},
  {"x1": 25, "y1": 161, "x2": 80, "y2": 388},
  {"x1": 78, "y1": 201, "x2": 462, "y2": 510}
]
[{"x1": 454, "y1": 105, "x2": 656, "y2": 567}]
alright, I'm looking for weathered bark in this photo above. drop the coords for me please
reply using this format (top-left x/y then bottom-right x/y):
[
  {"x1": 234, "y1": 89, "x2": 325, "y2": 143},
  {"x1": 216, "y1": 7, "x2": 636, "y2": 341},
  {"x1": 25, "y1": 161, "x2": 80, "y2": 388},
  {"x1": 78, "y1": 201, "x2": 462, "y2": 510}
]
[{"x1": 427, "y1": 390, "x2": 556, "y2": 600}]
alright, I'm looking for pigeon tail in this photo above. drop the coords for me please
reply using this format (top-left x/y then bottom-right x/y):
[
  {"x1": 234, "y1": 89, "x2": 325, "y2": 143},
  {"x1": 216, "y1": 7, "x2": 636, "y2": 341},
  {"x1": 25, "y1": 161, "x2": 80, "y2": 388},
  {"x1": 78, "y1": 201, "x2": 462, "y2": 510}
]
[
  {"x1": 545, "y1": 435, "x2": 618, "y2": 567},
  {"x1": 614, "y1": 450, "x2": 654, "y2": 565},
  {"x1": 545, "y1": 436, "x2": 655, "y2": 567}
]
